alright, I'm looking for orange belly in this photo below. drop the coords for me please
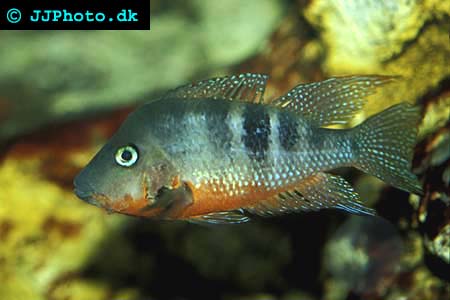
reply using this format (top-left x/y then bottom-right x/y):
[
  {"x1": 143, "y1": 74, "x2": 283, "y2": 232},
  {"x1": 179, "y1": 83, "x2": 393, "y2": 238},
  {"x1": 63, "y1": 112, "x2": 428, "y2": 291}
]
[
  {"x1": 96, "y1": 178, "x2": 301, "y2": 220},
  {"x1": 176, "y1": 180, "x2": 296, "y2": 219}
]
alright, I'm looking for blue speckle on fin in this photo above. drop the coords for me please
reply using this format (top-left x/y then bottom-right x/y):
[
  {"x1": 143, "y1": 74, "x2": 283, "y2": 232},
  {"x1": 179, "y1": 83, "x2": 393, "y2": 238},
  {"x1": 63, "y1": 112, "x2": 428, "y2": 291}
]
[
  {"x1": 245, "y1": 172, "x2": 375, "y2": 217},
  {"x1": 297, "y1": 172, "x2": 376, "y2": 216},
  {"x1": 352, "y1": 103, "x2": 423, "y2": 195}
]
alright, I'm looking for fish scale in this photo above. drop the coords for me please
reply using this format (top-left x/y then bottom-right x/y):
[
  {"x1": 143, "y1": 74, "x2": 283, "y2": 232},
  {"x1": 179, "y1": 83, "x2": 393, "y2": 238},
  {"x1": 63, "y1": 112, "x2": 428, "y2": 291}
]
[
  {"x1": 155, "y1": 99, "x2": 356, "y2": 205},
  {"x1": 74, "y1": 73, "x2": 422, "y2": 224}
]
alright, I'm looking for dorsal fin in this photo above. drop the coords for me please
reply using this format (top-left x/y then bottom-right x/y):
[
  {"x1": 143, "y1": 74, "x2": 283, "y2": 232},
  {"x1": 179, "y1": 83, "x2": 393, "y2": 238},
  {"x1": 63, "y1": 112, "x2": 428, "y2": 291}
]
[
  {"x1": 163, "y1": 73, "x2": 269, "y2": 103},
  {"x1": 271, "y1": 75, "x2": 397, "y2": 127}
]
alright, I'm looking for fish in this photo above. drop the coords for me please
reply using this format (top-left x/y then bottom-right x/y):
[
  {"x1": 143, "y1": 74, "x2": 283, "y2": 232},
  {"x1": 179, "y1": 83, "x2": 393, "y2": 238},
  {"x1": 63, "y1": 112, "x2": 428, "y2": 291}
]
[{"x1": 73, "y1": 73, "x2": 423, "y2": 224}]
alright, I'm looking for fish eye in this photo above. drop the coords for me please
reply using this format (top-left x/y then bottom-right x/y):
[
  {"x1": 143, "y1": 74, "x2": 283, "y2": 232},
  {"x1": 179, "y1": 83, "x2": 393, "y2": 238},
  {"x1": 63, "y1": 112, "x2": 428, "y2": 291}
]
[{"x1": 115, "y1": 145, "x2": 139, "y2": 167}]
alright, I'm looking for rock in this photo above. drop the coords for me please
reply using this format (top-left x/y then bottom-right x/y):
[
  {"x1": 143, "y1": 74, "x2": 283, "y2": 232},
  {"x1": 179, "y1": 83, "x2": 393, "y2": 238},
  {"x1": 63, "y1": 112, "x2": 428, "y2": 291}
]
[
  {"x1": 0, "y1": 112, "x2": 135, "y2": 300},
  {"x1": 304, "y1": 0, "x2": 449, "y2": 73},
  {"x1": 304, "y1": 0, "x2": 450, "y2": 119},
  {"x1": 413, "y1": 112, "x2": 450, "y2": 278},
  {"x1": 323, "y1": 216, "x2": 404, "y2": 299}
]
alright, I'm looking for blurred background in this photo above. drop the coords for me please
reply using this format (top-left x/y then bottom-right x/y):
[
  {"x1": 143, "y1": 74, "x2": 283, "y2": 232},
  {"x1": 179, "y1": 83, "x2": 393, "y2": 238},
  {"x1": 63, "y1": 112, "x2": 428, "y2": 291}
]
[{"x1": 0, "y1": 1, "x2": 449, "y2": 299}]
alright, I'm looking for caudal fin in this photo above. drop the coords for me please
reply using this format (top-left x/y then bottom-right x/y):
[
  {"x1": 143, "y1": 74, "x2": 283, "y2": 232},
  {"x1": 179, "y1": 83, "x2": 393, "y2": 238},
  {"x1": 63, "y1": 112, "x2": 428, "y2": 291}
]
[{"x1": 353, "y1": 103, "x2": 423, "y2": 194}]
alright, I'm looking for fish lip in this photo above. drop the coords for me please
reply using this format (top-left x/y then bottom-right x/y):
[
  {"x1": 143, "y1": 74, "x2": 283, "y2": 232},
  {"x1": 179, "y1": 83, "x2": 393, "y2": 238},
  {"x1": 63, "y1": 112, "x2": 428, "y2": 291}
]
[
  {"x1": 73, "y1": 176, "x2": 101, "y2": 207},
  {"x1": 74, "y1": 186, "x2": 95, "y2": 204},
  {"x1": 74, "y1": 186, "x2": 92, "y2": 200},
  {"x1": 73, "y1": 167, "x2": 94, "y2": 192},
  {"x1": 74, "y1": 187, "x2": 106, "y2": 208},
  {"x1": 73, "y1": 168, "x2": 113, "y2": 209},
  {"x1": 73, "y1": 175, "x2": 91, "y2": 198}
]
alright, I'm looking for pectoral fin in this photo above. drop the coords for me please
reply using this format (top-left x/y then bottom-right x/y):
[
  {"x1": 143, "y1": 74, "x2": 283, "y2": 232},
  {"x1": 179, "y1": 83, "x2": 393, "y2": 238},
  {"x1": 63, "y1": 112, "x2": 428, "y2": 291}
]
[
  {"x1": 187, "y1": 209, "x2": 251, "y2": 225},
  {"x1": 141, "y1": 183, "x2": 194, "y2": 218}
]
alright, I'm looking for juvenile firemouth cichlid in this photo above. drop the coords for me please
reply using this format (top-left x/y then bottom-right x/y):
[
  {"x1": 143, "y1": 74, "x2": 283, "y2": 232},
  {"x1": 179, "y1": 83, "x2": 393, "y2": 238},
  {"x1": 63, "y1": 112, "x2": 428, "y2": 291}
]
[{"x1": 73, "y1": 74, "x2": 422, "y2": 224}]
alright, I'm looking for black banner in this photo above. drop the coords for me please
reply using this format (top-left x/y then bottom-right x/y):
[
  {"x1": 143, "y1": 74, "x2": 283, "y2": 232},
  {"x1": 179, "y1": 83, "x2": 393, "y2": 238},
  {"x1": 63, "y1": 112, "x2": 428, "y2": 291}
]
[{"x1": 0, "y1": 0, "x2": 150, "y2": 30}]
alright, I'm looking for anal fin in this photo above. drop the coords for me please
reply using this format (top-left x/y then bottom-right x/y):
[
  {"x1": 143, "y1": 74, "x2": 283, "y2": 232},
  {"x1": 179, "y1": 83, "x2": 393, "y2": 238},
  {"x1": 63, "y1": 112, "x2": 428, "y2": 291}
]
[
  {"x1": 245, "y1": 172, "x2": 375, "y2": 216},
  {"x1": 245, "y1": 189, "x2": 309, "y2": 217},
  {"x1": 297, "y1": 172, "x2": 375, "y2": 215}
]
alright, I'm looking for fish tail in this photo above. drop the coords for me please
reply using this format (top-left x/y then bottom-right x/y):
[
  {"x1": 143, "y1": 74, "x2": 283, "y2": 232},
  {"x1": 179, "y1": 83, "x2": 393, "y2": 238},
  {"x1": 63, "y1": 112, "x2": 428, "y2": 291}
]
[{"x1": 352, "y1": 103, "x2": 423, "y2": 194}]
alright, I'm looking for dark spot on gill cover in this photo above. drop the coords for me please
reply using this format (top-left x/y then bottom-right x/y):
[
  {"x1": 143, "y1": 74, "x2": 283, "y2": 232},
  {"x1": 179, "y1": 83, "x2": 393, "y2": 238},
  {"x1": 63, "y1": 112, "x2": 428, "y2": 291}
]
[{"x1": 242, "y1": 104, "x2": 271, "y2": 162}]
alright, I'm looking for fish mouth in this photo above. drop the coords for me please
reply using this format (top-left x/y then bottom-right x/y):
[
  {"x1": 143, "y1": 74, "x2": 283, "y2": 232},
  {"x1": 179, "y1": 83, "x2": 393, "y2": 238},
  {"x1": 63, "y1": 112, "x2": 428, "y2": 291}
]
[
  {"x1": 74, "y1": 186, "x2": 111, "y2": 209},
  {"x1": 73, "y1": 174, "x2": 104, "y2": 208},
  {"x1": 74, "y1": 186, "x2": 98, "y2": 206},
  {"x1": 74, "y1": 186, "x2": 91, "y2": 200}
]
